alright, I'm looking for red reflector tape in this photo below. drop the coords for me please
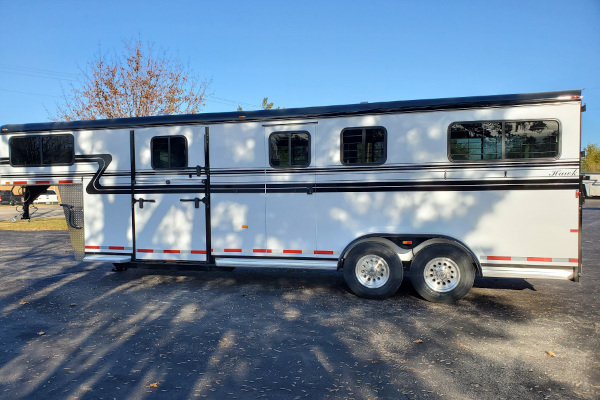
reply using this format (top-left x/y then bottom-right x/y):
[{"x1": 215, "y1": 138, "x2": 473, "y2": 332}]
[
  {"x1": 14, "y1": 181, "x2": 27, "y2": 185},
  {"x1": 526, "y1": 257, "x2": 552, "y2": 262},
  {"x1": 108, "y1": 246, "x2": 125, "y2": 250},
  {"x1": 137, "y1": 249, "x2": 154, "y2": 253},
  {"x1": 85, "y1": 245, "x2": 100, "y2": 250},
  {"x1": 283, "y1": 249, "x2": 302, "y2": 254},
  {"x1": 191, "y1": 250, "x2": 207, "y2": 254},
  {"x1": 487, "y1": 256, "x2": 511, "y2": 261},
  {"x1": 253, "y1": 249, "x2": 272, "y2": 253},
  {"x1": 59, "y1": 180, "x2": 74, "y2": 184},
  {"x1": 570, "y1": 229, "x2": 578, "y2": 233},
  {"x1": 569, "y1": 258, "x2": 578, "y2": 263},
  {"x1": 35, "y1": 180, "x2": 50, "y2": 184},
  {"x1": 224, "y1": 248, "x2": 242, "y2": 253},
  {"x1": 314, "y1": 250, "x2": 334, "y2": 255},
  {"x1": 164, "y1": 250, "x2": 180, "y2": 254}
]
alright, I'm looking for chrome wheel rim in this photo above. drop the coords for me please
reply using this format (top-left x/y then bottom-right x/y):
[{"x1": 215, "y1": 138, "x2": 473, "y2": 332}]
[
  {"x1": 424, "y1": 257, "x2": 460, "y2": 292},
  {"x1": 355, "y1": 255, "x2": 390, "y2": 289}
]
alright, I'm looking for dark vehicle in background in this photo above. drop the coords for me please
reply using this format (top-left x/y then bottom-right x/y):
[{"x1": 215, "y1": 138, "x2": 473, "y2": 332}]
[{"x1": 0, "y1": 190, "x2": 24, "y2": 206}]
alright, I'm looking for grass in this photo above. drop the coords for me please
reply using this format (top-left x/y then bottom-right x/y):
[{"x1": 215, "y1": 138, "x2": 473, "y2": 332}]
[{"x1": 0, "y1": 217, "x2": 67, "y2": 231}]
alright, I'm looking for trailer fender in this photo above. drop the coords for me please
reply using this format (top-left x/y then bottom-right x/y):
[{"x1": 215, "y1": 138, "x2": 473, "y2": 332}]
[
  {"x1": 412, "y1": 238, "x2": 482, "y2": 276},
  {"x1": 339, "y1": 235, "x2": 412, "y2": 270}
]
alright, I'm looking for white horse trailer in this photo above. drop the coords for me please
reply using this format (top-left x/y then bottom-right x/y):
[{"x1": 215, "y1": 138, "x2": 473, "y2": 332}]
[{"x1": 0, "y1": 90, "x2": 584, "y2": 302}]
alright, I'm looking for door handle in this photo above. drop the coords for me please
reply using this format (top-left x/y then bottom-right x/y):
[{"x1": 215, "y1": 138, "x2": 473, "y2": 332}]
[
  {"x1": 133, "y1": 198, "x2": 155, "y2": 209},
  {"x1": 180, "y1": 197, "x2": 206, "y2": 208}
]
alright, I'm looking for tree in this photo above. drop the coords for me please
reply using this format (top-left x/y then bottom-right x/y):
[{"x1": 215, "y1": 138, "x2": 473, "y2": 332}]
[
  {"x1": 51, "y1": 40, "x2": 211, "y2": 121},
  {"x1": 237, "y1": 97, "x2": 279, "y2": 111},
  {"x1": 582, "y1": 143, "x2": 600, "y2": 173}
]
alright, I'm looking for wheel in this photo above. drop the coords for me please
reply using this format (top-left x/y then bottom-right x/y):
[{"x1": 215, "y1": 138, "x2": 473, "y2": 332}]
[
  {"x1": 410, "y1": 243, "x2": 475, "y2": 303},
  {"x1": 343, "y1": 242, "x2": 403, "y2": 299}
]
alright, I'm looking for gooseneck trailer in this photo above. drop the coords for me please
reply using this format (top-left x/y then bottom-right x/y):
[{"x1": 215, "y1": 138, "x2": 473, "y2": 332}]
[{"x1": 0, "y1": 90, "x2": 584, "y2": 302}]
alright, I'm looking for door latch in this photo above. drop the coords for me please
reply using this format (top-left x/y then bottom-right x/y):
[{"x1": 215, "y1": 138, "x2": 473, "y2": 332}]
[
  {"x1": 180, "y1": 197, "x2": 206, "y2": 208},
  {"x1": 133, "y1": 198, "x2": 155, "y2": 209}
]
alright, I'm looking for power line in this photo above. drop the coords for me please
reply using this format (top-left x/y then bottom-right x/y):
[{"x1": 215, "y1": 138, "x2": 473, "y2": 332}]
[
  {"x1": 0, "y1": 88, "x2": 62, "y2": 98},
  {"x1": 0, "y1": 64, "x2": 81, "y2": 84},
  {"x1": 209, "y1": 96, "x2": 261, "y2": 109},
  {"x1": 0, "y1": 63, "x2": 81, "y2": 80}
]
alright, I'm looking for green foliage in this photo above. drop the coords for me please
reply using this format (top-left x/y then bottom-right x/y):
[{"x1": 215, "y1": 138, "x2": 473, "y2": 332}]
[
  {"x1": 237, "y1": 97, "x2": 279, "y2": 111},
  {"x1": 261, "y1": 97, "x2": 275, "y2": 110},
  {"x1": 581, "y1": 143, "x2": 600, "y2": 173}
]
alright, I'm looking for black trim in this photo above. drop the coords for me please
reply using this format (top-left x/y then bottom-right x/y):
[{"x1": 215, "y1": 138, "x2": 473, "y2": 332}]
[
  {"x1": 6, "y1": 153, "x2": 580, "y2": 195},
  {"x1": 130, "y1": 130, "x2": 137, "y2": 260},
  {"x1": 204, "y1": 127, "x2": 213, "y2": 264},
  {"x1": 79, "y1": 179, "x2": 580, "y2": 196},
  {"x1": 0, "y1": 160, "x2": 579, "y2": 180},
  {"x1": 1, "y1": 90, "x2": 582, "y2": 134}
]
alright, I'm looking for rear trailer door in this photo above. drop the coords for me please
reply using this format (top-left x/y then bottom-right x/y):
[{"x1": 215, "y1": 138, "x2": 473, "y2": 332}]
[{"x1": 132, "y1": 126, "x2": 209, "y2": 262}]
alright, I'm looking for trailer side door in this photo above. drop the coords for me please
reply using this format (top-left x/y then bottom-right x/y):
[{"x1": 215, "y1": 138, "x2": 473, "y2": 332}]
[{"x1": 131, "y1": 126, "x2": 209, "y2": 261}]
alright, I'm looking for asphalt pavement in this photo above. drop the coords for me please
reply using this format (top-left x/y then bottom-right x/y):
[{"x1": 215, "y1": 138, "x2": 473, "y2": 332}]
[
  {"x1": 0, "y1": 201, "x2": 598, "y2": 399},
  {"x1": 0, "y1": 204, "x2": 64, "y2": 222}
]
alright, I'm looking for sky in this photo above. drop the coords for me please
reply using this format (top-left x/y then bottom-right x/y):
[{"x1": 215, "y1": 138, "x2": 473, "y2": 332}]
[{"x1": 0, "y1": 0, "x2": 599, "y2": 145}]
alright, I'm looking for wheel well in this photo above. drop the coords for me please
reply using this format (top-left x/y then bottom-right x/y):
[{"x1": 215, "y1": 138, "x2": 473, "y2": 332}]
[{"x1": 339, "y1": 234, "x2": 481, "y2": 276}]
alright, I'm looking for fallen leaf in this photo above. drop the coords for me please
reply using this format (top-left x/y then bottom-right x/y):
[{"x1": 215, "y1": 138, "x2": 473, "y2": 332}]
[
  {"x1": 19, "y1": 301, "x2": 29, "y2": 305},
  {"x1": 70, "y1": 303, "x2": 77, "y2": 307},
  {"x1": 413, "y1": 339, "x2": 423, "y2": 344},
  {"x1": 38, "y1": 331, "x2": 45, "y2": 336},
  {"x1": 546, "y1": 351, "x2": 557, "y2": 357},
  {"x1": 148, "y1": 382, "x2": 160, "y2": 388}
]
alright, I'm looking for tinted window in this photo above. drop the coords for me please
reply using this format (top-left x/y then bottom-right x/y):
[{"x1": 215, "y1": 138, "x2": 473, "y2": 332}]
[
  {"x1": 269, "y1": 131, "x2": 310, "y2": 167},
  {"x1": 341, "y1": 127, "x2": 386, "y2": 165},
  {"x1": 505, "y1": 121, "x2": 559, "y2": 159},
  {"x1": 10, "y1": 135, "x2": 74, "y2": 166},
  {"x1": 43, "y1": 135, "x2": 74, "y2": 164},
  {"x1": 151, "y1": 136, "x2": 188, "y2": 169},
  {"x1": 449, "y1": 120, "x2": 559, "y2": 161},
  {"x1": 449, "y1": 122, "x2": 502, "y2": 161}
]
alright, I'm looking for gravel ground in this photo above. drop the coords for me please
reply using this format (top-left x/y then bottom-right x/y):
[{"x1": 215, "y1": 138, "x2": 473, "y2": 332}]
[{"x1": 0, "y1": 200, "x2": 598, "y2": 399}]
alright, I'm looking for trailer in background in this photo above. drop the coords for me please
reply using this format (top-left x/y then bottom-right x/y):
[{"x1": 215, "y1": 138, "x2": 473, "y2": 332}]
[{"x1": 582, "y1": 173, "x2": 600, "y2": 197}]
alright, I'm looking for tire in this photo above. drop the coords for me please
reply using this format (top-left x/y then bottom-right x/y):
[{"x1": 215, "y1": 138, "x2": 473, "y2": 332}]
[
  {"x1": 410, "y1": 243, "x2": 475, "y2": 303},
  {"x1": 343, "y1": 242, "x2": 403, "y2": 299}
]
